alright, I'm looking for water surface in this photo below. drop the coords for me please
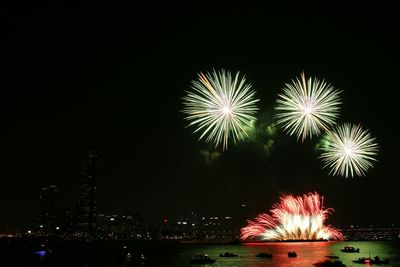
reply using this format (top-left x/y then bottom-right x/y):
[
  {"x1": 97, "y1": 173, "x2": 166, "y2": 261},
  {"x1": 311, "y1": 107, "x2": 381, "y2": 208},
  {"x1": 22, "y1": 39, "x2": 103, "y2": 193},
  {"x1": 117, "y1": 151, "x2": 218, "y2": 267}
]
[{"x1": 3, "y1": 240, "x2": 399, "y2": 267}]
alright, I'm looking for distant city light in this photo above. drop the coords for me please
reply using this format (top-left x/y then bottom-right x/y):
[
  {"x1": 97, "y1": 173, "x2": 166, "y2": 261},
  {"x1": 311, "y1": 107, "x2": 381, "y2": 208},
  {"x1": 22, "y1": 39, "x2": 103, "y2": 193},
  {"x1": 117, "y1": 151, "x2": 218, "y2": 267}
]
[
  {"x1": 39, "y1": 225, "x2": 43, "y2": 228},
  {"x1": 182, "y1": 222, "x2": 187, "y2": 225},
  {"x1": 110, "y1": 218, "x2": 115, "y2": 221},
  {"x1": 27, "y1": 230, "x2": 31, "y2": 234},
  {"x1": 55, "y1": 226, "x2": 60, "y2": 230}
]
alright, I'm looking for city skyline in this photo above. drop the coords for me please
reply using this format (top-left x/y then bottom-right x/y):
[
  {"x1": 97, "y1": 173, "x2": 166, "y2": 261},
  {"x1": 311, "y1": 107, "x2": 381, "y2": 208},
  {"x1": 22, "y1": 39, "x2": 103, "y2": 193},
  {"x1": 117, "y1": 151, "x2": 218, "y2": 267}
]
[{"x1": 2, "y1": 2, "x2": 399, "y2": 231}]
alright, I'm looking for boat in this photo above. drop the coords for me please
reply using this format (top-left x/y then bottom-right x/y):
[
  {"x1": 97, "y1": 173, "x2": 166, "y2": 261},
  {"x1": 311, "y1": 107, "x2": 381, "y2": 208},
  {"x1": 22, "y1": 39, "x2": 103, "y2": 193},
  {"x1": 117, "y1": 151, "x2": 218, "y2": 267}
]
[
  {"x1": 288, "y1": 251, "x2": 297, "y2": 257},
  {"x1": 325, "y1": 255, "x2": 339, "y2": 259},
  {"x1": 255, "y1": 252, "x2": 273, "y2": 258},
  {"x1": 219, "y1": 252, "x2": 238, "y2": 257},
  {"x1": 190, "y1": 254, "x2": 216, "y2": 264},
  {"x1": 33, "y1": 250, "x2": 48, "y2": 256},
  {"x1": 353, "y1": 256, "x2": 389, "y2": 264},
  {"x1": 313, "y1": 260, "x2": 346, "y2": 267},
  {"x1": 122, "y1": 247, "x2": 145, "y2": 264},
  {"x1": 33, "y1": 243, "x2": 52, "y2": 256},
  {"x1": 340, "y1": 246, "x2": 359, "y2": 253}
]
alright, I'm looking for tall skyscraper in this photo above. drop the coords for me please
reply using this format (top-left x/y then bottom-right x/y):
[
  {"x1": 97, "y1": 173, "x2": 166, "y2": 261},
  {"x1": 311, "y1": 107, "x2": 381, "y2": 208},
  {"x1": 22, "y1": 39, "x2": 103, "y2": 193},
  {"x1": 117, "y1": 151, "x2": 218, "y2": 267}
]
[
  {"x1": 37, "y1": 185, "x2": 61, "y2": 232},
  {"x1": 76, "y1": 151, "x2": 99, "y2": 233}
]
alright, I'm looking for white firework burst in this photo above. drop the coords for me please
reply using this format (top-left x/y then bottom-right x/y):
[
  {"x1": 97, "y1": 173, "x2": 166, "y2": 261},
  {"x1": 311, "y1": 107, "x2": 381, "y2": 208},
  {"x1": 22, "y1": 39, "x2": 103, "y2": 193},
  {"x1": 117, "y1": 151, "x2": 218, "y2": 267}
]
[
  {"x1": 182, "y1": 69, "x2": 259, "y2": 150},
  {"x1": 319, "y1": 123, "x2": 379, "y2": 178},
  {"x1": 275, "y1": 72, "x2": 341, "y2": 141}
]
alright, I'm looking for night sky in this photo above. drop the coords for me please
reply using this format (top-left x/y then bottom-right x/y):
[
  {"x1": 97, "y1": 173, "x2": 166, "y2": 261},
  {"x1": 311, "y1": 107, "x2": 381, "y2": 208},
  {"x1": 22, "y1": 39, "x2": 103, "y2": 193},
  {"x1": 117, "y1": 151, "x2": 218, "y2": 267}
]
[{"x1": 3, "y1": 2, "x2": 399, "y2": 229}]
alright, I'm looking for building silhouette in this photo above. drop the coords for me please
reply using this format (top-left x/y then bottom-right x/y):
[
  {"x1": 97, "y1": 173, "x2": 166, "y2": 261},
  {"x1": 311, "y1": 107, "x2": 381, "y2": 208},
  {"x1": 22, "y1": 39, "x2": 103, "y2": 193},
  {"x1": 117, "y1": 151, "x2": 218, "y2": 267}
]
[
  {"x1": 37, "y1": 185, "x2": 61, "y2": 233},
  {"x1": 75, "y1": 151, "x2": 99, "y2": 233}
]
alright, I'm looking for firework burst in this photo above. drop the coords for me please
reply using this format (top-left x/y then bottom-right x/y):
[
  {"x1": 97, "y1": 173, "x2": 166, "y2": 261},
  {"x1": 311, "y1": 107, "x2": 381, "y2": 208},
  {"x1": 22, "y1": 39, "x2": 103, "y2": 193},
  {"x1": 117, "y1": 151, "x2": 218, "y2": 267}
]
[
  {"x1": 182, "y1": 69, "x2": 259, "y2": 150},
  {"x1": 319, "y1": 123, "x2": 379, "y2": 178},
  {"x1": 240, "y1": 192, "x2": 343, "y2": 241},
  {"x1": 275, "y1": 72, "x2": 341, "y2": 141}
]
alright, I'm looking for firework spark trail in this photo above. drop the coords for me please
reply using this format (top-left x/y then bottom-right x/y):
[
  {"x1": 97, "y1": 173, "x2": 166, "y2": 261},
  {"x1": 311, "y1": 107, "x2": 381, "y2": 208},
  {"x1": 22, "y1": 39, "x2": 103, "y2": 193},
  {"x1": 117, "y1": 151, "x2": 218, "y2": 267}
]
[
  {"x1": 319, "y1": 123, "x2": 379, "y2": 178},
  {"x1": 275, "y1": 72, "x2": 341, "y2": 141},
  {"x1": 240, "y1": 192, "x2": 344, "y2": 241},
  {"x1": 182, "y1": 69, "x2": 259, "y2": 150}
]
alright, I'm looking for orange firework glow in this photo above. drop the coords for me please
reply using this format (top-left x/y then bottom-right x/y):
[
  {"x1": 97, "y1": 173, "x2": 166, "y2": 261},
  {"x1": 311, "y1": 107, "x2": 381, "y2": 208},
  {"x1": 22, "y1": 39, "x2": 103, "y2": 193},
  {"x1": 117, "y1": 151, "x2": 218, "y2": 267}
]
[{"x1": 241, "y1": 192, "x2": 344, "y2": 241}]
